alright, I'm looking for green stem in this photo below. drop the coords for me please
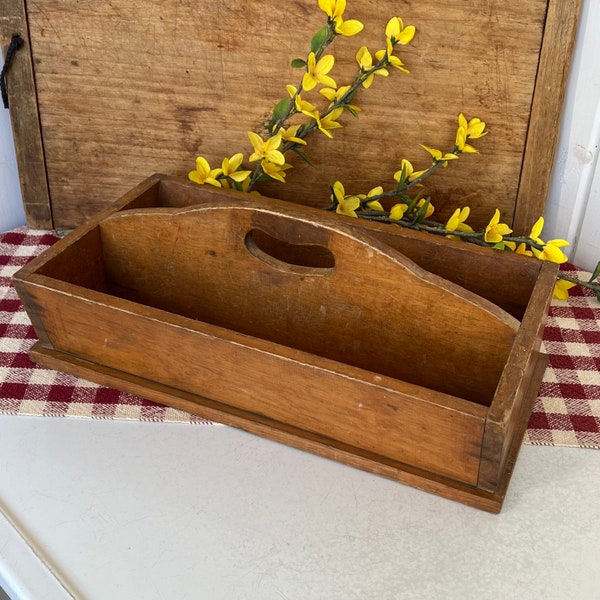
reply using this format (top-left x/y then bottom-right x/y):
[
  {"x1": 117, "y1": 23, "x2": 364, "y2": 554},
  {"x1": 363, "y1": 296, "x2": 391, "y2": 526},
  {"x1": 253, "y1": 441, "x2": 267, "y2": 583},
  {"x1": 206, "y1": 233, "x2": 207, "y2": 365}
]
[
  {"x1": 356, "y1": 148, "x2": 461, "y2": 210},
  {"x1": 314, "y1": 22, "x2": 336, "y2": 60},
  {"x1": 247, "y1": 40, "x2": 402, "y2": 192},
  {"x1": 557, "y1": 272, "x2": 600, "y2": 294},
  {"x1": 401, "y1": 157, "x2": 449, "y2": 191},
  {"x1": 355, "y1": 209, "x2": 550, "y2": 253}
]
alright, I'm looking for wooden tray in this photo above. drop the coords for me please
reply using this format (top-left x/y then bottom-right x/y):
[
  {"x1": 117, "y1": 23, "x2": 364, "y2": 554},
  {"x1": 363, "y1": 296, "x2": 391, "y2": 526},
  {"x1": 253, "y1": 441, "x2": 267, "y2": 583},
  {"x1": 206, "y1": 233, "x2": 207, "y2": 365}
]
[
  {"x1": 13, "y1": 175, "x2": 558, "y2": 512},
  {"x1": 1, "y1": 0, "x2": 581, "y2": 232}
]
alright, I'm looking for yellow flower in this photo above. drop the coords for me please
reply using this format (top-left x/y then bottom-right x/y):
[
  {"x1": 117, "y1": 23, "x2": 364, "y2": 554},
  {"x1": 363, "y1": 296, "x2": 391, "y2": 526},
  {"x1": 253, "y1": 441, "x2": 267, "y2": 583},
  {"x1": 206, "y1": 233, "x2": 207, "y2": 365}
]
[
  {"x1": 445, "y1": 207, "x2": 473, "y2": 234},
  {"x1": 455, "y1": 126, "x2": 478, "y2": 153},
  {"x1": 302, "y1": 52, "x2": 336, "y2": 91},
  {"x1": 385, "y1": 17, "x2": 416, "y2": 46},
  {"x1": 375, "y1": 49, "x2": 409, "y2": 74},
  {"x1": 221, "y1": 153, "x2": 252, "y2": 183},
  {"x1": 299, "y1": 104, "x2": 320, "y2": 122},
  {"x1": 248, "y1": 132, "x2": 285, "y2": 165},
  {"x1": 356, "y1": 46, "x2": 389, "y2": 89},
  {"x1": 525, "y1": 217, "x2": 567, "y2": 260},
  {"x1": 532, "y1": 239, "x2": 570, "y2": 264},
  {"x1": 417, "y1": 198, "x2": 435, "y2": 219},
  {"x1": 515, "y1": 242, "x2": 533, "y2": 256},
  {"x1": 384, "y1": 17, "x2": 415, "y2": 60},
  {"x1": 188, "y1": 156, "x2": 222, "y2": 187},
  {"x1": 289, "y1": 86, "x2": 319, "y2": 117},
  {"x1": 364, "y1": 186, "x2": 384, "y2": 211},
  {"x1": 389, "y1": 203, "x2": 408, "y2": 221},
  {"x1": 553, "y1": 279, "x2": 577, "y2": 301},
  {"x1": 529, "y1": 216, "x2": 544, "y2": 244},
  {"x1": 279, "y1": 125, "x2": 307, "y2": 146},
  {"x1": 332, "y1": 181, "x2": 360, "y2": 217},
  {"x1": 320, "y1": 85, "x2": 361, "y2": 113},
  {"x1": 288, "y1": 84, "x2": 322, "y2": 119},
  {"x1": 318, "y1": 0, "x2": 364, "y2": 36},
  {"x1": 333, "y1": 18, "x2": 364, "y2": 37},
  {"x1": 420, "y1": 144, "x2": 458, "y2": 166},
  {"x1": 458, "y1": 113, "x2": 487, "y2": 139},
  {"x1": 337, "y1": 196, "x2": 361, "y2": 217},
  {"x1": 393, "y1": 159, "x2": 427, "y2": 183},
  {"x1": 445, "y1": 206, "x2": 473, "y2": 240},
  {"x1": 484, "y1": 209, "x2": 513, "y2": 243},
  {"x1": 314, "y1": 107, "x2": 344, "y2": 138},
  {"x1": 261, "y1": 160, "x2": 293, "y2": 183}
]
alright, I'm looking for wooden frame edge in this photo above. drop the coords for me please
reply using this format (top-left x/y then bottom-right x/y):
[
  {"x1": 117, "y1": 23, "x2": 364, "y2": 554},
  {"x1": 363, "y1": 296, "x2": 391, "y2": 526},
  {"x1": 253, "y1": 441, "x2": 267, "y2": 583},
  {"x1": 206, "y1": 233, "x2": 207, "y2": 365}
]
[
  {"x1": 513, "y1": 0, "x2": 583, "y2": 233},
  {"x1": 477, "y1": 260, "x2": 557, "y2": 491},
  {"x1": 1, "y1": 0, "x2": 52, "y2": 228}
]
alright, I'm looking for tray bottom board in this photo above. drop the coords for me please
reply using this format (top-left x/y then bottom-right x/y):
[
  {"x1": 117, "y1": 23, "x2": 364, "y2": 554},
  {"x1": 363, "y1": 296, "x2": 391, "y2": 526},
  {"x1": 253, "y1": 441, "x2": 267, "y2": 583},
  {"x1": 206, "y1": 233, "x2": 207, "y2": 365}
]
[{"x1": 28, "y1": 341, "x2": 547, "y2": 513}]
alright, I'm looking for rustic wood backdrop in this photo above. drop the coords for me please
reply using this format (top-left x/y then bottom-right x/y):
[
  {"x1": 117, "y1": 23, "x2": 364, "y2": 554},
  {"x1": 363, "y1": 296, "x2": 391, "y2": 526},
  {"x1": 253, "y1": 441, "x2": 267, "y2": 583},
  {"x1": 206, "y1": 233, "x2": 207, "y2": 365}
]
[{"x1": 1, "y1": 0, "x2": 580, "y2": 230}]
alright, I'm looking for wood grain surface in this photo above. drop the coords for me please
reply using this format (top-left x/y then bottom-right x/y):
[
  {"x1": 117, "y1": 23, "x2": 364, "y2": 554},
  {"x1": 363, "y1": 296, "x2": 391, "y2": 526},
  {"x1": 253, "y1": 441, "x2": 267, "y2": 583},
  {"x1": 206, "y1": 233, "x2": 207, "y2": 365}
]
[
  {"x1": 98, "y1": 199, "x2": 519, "y2": 405},
  {"x1": 1, "y1": 0, "x2": 581, "y2": 230}
]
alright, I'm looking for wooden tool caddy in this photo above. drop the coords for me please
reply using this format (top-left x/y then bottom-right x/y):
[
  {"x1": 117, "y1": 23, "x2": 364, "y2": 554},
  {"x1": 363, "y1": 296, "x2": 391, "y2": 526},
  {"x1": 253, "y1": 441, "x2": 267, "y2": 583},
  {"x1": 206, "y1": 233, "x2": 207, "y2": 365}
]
[
  {"x1": 3, "y1": 0, "x2": 581, "y2": 510},
  {"x1": 14, "y1": 175, "x2": 557, "y2": 512}
]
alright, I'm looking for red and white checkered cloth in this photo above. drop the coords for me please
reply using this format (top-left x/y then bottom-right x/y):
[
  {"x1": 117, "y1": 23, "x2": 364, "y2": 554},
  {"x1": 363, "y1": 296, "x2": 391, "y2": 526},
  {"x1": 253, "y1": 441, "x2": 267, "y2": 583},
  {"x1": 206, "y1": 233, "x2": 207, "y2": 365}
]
[
  {"x1": 524, "y1": 263, "x2": 600, "y2": 448},
  {"x1": 1, "y1": 227, "x2": 599, "y2": 447}
]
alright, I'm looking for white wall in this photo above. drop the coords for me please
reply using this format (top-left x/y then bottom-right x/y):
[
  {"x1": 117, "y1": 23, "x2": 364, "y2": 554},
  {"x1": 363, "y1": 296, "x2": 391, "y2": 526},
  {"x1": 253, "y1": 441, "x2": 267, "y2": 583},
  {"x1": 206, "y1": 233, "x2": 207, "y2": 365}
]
[
  {"x1": 543, "y1": 0, "x2": 600, "y2": 271},
  {"x1": 0, "y1": 47, "x2": 26, "y2": 230}
]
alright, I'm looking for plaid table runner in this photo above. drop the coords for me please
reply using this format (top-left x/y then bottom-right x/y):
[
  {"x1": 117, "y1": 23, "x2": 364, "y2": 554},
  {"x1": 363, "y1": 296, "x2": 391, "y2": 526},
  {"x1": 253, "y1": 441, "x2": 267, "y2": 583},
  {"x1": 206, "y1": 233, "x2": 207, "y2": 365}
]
[
  {"x1": 524, "y1": 262, "x2": 600, "y2": 448},
  {"x1": 1, "y1": 227, "x2": 599, "y2": 447}
]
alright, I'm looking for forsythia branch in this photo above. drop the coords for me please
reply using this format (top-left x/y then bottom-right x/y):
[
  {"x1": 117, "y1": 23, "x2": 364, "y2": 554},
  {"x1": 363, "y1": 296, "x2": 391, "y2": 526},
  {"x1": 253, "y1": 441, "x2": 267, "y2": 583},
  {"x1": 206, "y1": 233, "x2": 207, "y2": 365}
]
[{"x1": 187, "y1": 0, "x2": 599, "y2": 303}]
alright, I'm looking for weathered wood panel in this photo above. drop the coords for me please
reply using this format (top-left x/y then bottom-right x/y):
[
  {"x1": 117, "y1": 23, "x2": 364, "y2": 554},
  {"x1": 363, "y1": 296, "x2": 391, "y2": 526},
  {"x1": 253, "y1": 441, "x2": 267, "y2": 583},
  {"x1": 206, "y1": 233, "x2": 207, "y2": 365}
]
[
  {"x1": 0, "y1": 1, "x2": 52, "y2": 228},
  {"x1": 514, "y1": 0, "x2": 583, "y2": 234},
  {"x1": 1, "y1": 0, "x2": 580, "y2": 230}
]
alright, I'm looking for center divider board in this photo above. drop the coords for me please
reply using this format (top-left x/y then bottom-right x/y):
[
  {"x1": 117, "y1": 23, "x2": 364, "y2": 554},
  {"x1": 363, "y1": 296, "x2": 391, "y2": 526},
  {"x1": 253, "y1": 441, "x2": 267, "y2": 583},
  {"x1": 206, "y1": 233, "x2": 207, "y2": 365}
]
[{"x1": 97, "y1": 200, "x2": 520, "y2": 405}]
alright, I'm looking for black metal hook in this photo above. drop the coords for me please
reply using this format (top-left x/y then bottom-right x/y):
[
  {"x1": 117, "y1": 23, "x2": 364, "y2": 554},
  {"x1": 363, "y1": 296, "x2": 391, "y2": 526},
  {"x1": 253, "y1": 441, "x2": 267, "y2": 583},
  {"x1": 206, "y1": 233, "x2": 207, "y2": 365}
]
[{"x1": 1, "y1": 34, "x2": 25, "y2": 109}]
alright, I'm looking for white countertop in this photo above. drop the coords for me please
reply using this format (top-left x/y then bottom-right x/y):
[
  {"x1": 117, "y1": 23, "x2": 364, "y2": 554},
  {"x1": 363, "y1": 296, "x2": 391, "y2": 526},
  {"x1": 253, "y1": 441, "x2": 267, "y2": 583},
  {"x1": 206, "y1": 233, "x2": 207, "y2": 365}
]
[{"x1": 1, "y1": 415, "x2": 600, "y2": 600}]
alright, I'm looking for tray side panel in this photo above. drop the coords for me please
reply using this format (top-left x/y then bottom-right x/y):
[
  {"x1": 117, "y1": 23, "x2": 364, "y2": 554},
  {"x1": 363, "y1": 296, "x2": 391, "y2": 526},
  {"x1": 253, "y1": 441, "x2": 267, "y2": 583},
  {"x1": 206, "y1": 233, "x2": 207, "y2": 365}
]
[
  {"x1": 478, "y1": 260, "x2": 557, "y2": 491},
  {"x1": 98, "y1": 201, "x2": 519, "y2": 405},
  {"x1": 19, "y1": 279, "x2": 487, "y2": 486},
  {"x1": 29, "y1": 340, "x2": 505, "y2": 513}
]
